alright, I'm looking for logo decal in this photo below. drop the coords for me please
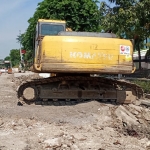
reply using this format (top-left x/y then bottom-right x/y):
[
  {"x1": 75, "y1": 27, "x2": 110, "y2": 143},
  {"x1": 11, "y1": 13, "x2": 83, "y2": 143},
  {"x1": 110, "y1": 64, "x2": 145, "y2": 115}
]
[{"x1": 120, "y1": 45, "x2": 130, "y2": 55}]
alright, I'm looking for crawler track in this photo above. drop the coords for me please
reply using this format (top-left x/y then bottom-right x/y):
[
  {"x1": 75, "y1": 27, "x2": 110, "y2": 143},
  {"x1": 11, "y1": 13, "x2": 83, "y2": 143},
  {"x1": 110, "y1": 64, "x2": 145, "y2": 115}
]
[{"x1": 17, "y1": 76, "x2": 144, "y2": 105}]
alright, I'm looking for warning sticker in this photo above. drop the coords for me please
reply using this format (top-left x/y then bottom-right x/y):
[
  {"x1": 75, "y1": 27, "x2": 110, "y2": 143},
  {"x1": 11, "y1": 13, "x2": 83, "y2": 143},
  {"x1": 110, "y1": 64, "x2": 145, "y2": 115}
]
[{"x1": 120, "y1": 45, "x2": 130, "y2": 55}]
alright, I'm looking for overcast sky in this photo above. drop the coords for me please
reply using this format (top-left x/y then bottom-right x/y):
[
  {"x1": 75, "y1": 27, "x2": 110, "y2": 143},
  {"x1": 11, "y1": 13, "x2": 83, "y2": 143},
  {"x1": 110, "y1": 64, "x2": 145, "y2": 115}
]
[{"x1": 0, "y1": 0, "x2": 112, "y2": 59}]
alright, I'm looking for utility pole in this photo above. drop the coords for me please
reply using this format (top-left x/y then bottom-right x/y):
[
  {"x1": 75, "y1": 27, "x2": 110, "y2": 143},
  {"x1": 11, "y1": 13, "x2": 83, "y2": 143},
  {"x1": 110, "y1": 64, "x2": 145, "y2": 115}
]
[
  {"x1": 19, "y1": 30, "x2": 22, "y2": 62},
  {"x1": 19, "y1": 30, "x2": 23, "y2": 72}
]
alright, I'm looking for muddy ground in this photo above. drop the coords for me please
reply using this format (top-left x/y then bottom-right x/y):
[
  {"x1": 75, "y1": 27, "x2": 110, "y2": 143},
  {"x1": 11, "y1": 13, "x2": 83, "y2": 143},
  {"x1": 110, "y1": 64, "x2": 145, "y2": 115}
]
[{"x1": 0, "y1": 73, "x2": 150, "y2": 150}]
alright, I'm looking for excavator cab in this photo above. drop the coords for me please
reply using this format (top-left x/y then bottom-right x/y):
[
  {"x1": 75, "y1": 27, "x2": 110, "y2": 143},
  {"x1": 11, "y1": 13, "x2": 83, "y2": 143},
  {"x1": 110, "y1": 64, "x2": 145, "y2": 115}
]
[
  {"x1": 36, "y1": 19, "x2": 66, "y2": 37},
  {"x1": 33, "y1": 19, "x2": 66, "y2": 69},
  {"x1": 35, "y1": 19, "x2": 66, "y2": 52}
]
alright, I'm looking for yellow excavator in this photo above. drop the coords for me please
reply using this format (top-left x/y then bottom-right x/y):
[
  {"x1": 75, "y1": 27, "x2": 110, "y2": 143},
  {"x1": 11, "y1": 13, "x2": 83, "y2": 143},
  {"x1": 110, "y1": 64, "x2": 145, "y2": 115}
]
[{"x1": 17, "y1": 19, "x2": 143, "y2": 105}]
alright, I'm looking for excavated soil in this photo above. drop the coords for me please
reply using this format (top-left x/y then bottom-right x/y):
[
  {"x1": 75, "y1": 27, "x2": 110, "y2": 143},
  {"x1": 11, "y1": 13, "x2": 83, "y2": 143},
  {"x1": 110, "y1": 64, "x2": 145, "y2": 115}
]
[{"x1": 0, "y1": 73, "x2": 150, "y2": 150}]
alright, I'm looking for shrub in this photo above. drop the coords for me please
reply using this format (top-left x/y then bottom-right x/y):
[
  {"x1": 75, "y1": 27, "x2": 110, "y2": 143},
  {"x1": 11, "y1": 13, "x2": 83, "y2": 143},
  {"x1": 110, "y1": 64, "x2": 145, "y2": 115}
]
[{"x1": 131, "y1": 80, "x2": 150, "y2": 94}]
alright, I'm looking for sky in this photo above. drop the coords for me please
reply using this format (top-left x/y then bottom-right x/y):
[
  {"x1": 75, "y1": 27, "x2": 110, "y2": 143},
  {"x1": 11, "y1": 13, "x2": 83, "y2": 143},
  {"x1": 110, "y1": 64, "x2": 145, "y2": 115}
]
[
  {"x1": 0, "y1": 0, "x2": 112, "y2": 59},
  {"x1": 0, "y1": 0, "x2": 42, "y2": 59}
]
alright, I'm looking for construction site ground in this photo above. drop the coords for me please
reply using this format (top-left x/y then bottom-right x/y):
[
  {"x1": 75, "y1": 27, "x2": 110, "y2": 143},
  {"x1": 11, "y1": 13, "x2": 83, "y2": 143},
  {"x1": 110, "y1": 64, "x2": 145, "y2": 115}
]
[{"x1": 0, "y1": 72, "x2": 150, "y2": 150}]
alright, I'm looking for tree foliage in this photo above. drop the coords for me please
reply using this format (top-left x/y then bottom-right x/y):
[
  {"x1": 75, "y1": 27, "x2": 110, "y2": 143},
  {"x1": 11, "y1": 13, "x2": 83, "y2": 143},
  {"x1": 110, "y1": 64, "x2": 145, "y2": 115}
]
[
  {"x1": 4, "y1": 56, "x2": 11, "y2": 61},
  {"x1": 22, "y1": 0, "x2": 100, "y2": 61},
  {"x1": 100, "y1": 0, "x2": 150, "y2": 69},
  {"x1": 100, "y1": 0, "x2": 150, "y2": 38},
  {"x1": 16, "y1": 33, "x2": 30, "y2": 63},
  {"x1": 9, "y1": 49, "x2": 20, "y2": 67}
]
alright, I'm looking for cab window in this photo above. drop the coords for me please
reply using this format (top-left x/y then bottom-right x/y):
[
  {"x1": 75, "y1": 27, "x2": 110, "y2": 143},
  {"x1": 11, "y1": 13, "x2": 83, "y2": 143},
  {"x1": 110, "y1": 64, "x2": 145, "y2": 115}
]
[{"x1": 41, "y1": 24, "x2": 64, "y2": 35}]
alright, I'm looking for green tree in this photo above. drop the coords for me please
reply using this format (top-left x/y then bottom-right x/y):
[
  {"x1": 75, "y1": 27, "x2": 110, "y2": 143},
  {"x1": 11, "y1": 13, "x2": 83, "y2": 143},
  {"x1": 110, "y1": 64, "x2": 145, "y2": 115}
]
[
  {"x1": 16, "y1": 33, "x2": 25, "y2": 46},
  {"x1": 100, "y1": 0, "x2": 150, "y2": 69},
  {"x1": 16, "y1": 32, "x2": 31, "y2": 65},
  {"x1": 22, "y1": 0, "x2": 100, "y2": 61},
  {"x1": 4, "y1": 56, "x2": 11, "y2": 61},
  {"x1": 9, "y1": 49, "x2": 20, "y2": 67}
]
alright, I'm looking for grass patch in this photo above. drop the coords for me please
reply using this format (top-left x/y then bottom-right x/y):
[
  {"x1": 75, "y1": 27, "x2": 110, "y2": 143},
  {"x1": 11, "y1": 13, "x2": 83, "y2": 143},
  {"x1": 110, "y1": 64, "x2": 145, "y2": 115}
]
[{"x1": 131, "y1": 80, "x2": 150, "y2": 94}]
